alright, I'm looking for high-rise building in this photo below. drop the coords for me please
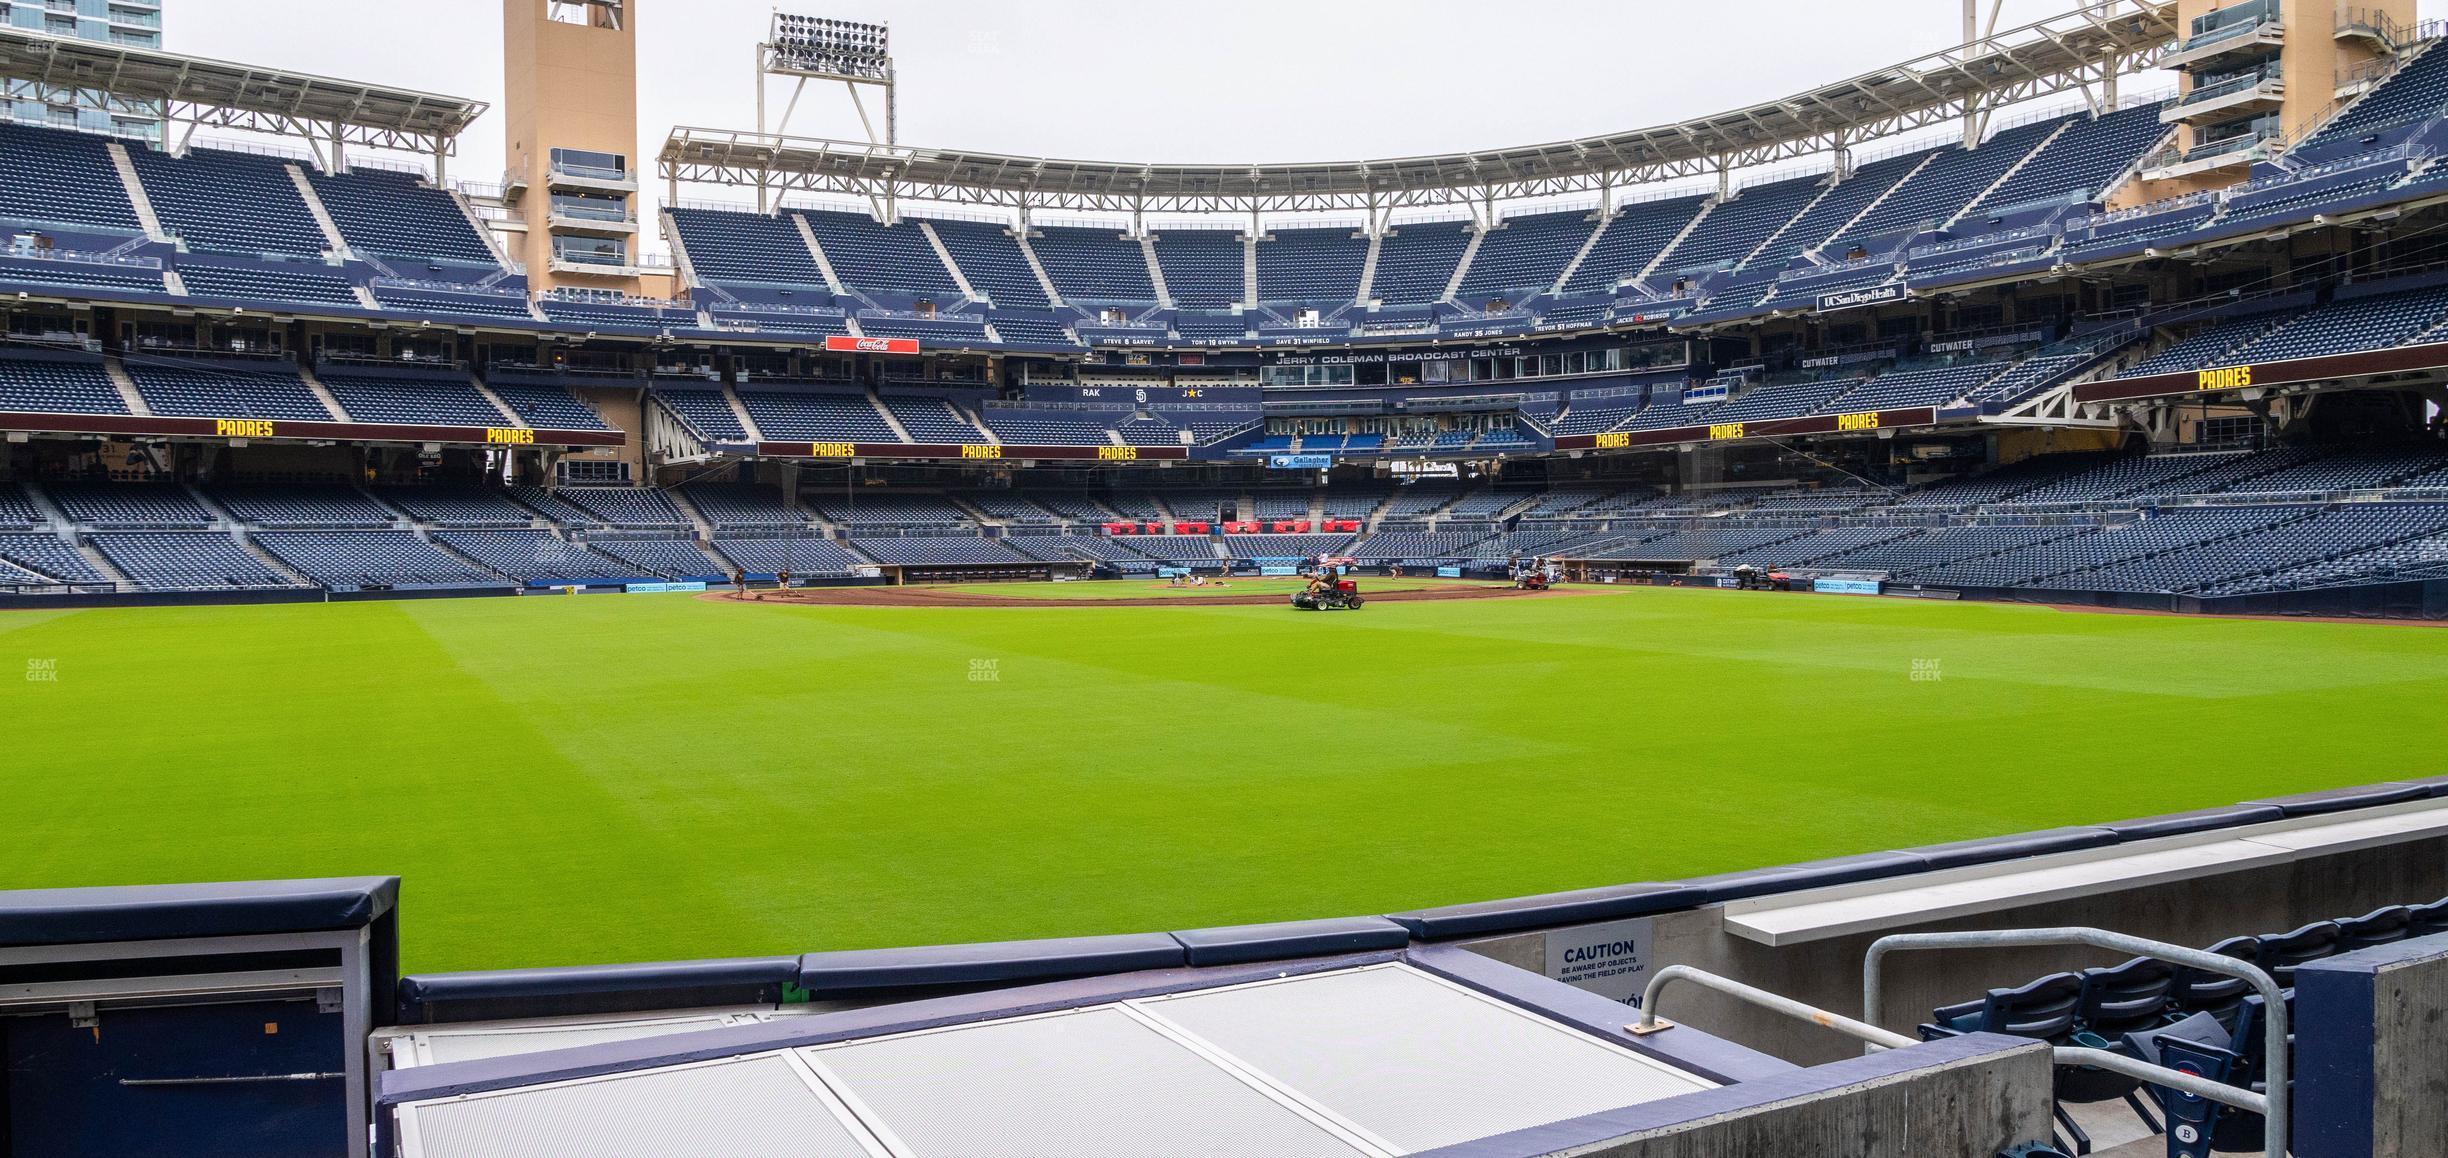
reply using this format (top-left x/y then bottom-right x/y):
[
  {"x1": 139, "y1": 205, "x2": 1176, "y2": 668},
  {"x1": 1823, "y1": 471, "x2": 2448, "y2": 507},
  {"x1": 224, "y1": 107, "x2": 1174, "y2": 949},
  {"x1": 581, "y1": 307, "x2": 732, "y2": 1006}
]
[{"x1": 0, "y1": 0, "x2": 167, "y2": 142}]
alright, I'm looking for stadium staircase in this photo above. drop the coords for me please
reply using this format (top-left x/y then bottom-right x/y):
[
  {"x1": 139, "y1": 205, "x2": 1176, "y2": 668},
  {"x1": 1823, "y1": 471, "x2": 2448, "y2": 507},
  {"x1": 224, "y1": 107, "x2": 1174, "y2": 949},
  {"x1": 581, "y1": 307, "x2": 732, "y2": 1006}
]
[
  {"x1": 294, "y1": 364, "x2": 349, "y2": 423},
  {"x1": 1241, "y1": 234, "x2": 1259, "y2": 308},
  {"x1": 1548, "y1": 208, "x2": 1612, "y2": 294},
  {"x1": 285, "y1": 164, "x2": 352, "y2": 257},
  {"x1": 1641, "y1": 196, "x2": 1721, "y2": 278},
  {"x1": 103, "y1": 140, "x2": 169, "y2": 242},
  {"x1": 866, "y1": 389, "x2": 915, "y2": 442},
  {"x1": 1011, "y1": 228, "x2": 1066, "y2": 307},
  {"x1": 1947, "y1": 119, "x2": 2075, "y2": 229},
  {"x1": 1353, "y1": 230, "x2": 1383, "y2": 303},
  {"x1": 1438, "y1": 227, "x2": 1486, "y2": 302},
  {"x1": 915, "y1": 221, "x2": 982, "y2": 303},
  {"x1": 1820, "y1": 150, "x2": 1941, "y2": 251},
  {"x1": 453, "y1": 187, "x2": 520, "y2": 272},
  {"x1": 423, "y1": 532, "x2": 514, "y2": 581},
  {"x1": 720, "y1": 385, "x2": 765, "y2": 442},
  {"x1": 790, "y1": 213, "x2": 851, "y2": 296},
  {"x1": 100, "y1": 357, "x2": 152, "y2": 416},
  {"x1": 1138, "y1": 235, "x2": 1174, "y2": 308},
  {"x1": 467, "y1": 377, "x2": 526, "y2": 426},
  {"x1": 952, "y1": 398, "x2": 998, "y2": 445},
  {"x1": 1737, "y1": 173, "x2": 1842, "y2": 268}
]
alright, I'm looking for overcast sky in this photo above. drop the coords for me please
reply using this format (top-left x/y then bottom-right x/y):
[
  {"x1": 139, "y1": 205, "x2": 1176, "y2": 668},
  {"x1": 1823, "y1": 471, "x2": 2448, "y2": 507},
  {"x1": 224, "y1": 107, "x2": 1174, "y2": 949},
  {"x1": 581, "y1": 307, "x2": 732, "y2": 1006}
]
[{"x1": 169, "y1": 0, "x2": 2448, "y2": 238}]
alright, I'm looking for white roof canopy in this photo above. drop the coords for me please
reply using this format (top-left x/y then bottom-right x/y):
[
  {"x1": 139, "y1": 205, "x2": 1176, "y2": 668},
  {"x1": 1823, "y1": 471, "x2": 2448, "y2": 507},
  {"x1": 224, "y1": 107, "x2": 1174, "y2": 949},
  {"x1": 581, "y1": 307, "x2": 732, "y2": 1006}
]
[{"x1": 660, "y1": 0, "x2": 2176, "y2": 215}]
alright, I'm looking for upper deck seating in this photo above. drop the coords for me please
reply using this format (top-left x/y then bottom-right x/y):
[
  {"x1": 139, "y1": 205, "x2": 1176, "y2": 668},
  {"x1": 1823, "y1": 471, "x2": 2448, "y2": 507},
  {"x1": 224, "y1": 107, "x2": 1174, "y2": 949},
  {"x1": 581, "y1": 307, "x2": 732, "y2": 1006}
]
[
  {"x1": 1457, "y1": 210, "x2": 1597, "y2": 300},
  {"x1": 308, "y1": 167, "x2": 499, "y2": 269},
  {"x1": 667, "y1": 208, "x2": 828, "y2": 288},
  {"x1": 1255, "y1": 227, "x2": 1368, "y2": 302},
  {"x1": 798, "y1": 209, "x2": 962, "y2": 300},
  {"x1": 1561, "y1": 196, "x2": 1712, "y2": 294},
  {"x1": 925, "y1": 218, "x2": 1050, "y2": 309},
  {"x1": 0, "y1": 123, "x2": 143, "y2": 234},
  {"x1": 1151, "y1": 229, "x2": 1244, "y2": 309},
  {"x1": 1369, "y1": 221, "x2": 1474, "y2": 304},
  {"x1": 1968, "y1": 102, "x2": 2171, "y2": 214},
  {"x1": 1030, "y1": 226, "x2": 1156, "y2": 302},
  {"x1": 125, "y1": 146, "x2": 326, "y2": 257}
]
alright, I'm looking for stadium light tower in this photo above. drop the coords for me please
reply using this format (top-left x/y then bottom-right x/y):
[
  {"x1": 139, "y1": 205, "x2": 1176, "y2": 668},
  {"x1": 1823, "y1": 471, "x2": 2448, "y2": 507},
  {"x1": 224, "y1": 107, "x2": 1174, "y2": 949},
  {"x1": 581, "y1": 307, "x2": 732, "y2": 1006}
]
[{"x1": 754, "y1": 11, "x2": 895, "y2": 212}]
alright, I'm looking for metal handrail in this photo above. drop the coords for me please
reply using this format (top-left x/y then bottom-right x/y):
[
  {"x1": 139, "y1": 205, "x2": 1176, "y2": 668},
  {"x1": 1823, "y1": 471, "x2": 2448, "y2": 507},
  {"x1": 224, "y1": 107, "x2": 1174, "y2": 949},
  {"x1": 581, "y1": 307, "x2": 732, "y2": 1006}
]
[
  {"x1": 1864, "y1": 927, "x2": 2286, "y2": 1158},
  {"x1": 1635, "y1": 965, "x2": 1919, "y2": 1051}
]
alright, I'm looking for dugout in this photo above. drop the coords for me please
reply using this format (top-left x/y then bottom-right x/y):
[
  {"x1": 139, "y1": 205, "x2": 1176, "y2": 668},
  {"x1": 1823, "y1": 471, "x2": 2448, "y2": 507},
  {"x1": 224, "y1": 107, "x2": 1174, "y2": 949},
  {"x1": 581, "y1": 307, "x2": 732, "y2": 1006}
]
[
  {"x1": 874, "y1": 561, "x2": 1094, "y2": 585},
  {"x1": 0, "y1": 877, "x2": 397, "y2": 1158},
  {"x1": 373, "y1": 945, "x2": 2065, "y2": 1158}
]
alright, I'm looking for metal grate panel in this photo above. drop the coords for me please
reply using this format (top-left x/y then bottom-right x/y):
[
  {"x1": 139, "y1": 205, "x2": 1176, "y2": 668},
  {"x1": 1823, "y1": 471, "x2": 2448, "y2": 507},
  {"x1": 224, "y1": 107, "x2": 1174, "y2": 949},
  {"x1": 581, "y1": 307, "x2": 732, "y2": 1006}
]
[
  {"x1": 402, "y1": 1053, "x2": 873, "y2": 1158},
  {"x1": 809, "y1": 1006, "x2": 1368, "y2": 1158},
  {"x1": 414, "y1": 1015, "x2": 744, "y2": 1066},
  {"x1": 1144, "y1": 964, "x2": 1714, "y2": 1152}
]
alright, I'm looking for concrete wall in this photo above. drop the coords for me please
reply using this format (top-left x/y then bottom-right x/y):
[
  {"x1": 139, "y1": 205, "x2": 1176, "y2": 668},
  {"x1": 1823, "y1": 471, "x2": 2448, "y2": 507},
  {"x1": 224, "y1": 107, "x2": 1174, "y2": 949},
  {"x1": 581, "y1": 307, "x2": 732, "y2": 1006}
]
[
  {"x1": 2296, "y1": 931, "x2": 2448, "y2": 1158},
  {"x1": 1423, "y1": 1035, "x2": 2055, "y2": 1158},
  {"x1": 1464, "y1": 832, "x2": 2448, "y2": 1065}
]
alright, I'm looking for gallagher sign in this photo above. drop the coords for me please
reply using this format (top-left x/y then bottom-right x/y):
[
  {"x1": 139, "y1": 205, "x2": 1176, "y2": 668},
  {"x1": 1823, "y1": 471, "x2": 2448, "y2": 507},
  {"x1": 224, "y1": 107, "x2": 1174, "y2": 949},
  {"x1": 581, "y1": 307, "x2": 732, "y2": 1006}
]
[{"x1": 825, "y1": 335, "x2": 921, "y2": 354}]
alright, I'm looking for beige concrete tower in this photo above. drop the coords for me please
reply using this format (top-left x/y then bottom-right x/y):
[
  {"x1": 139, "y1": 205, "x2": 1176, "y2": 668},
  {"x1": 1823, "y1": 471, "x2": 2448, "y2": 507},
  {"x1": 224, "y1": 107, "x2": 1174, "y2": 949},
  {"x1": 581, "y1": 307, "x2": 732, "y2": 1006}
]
[
  {"x1": 502, "y1": 0, "x2": 645, "y2": 295},
  {"x1": 2118, "y1": 0, "x2": 2418, "y2": 204}
]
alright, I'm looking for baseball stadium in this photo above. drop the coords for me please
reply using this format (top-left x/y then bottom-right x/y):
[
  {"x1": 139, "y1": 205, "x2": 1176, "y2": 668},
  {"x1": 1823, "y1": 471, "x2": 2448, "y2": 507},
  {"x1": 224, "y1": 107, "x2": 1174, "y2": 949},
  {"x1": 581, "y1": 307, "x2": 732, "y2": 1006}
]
[{"x1": 4, "y1": 1, "x2": 2448, "y2": 1155}]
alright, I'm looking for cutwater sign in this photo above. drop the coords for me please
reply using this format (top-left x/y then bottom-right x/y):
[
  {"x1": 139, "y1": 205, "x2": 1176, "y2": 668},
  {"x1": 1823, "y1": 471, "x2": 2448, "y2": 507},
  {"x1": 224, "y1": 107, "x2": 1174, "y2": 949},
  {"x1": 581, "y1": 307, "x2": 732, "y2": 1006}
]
[
  {"x1": 1816, "y1": 284, "x2": 1906, "y2": 313},
  {"x1": 1545, "y1": 916, "x2": 1657, "y2": 1006}
]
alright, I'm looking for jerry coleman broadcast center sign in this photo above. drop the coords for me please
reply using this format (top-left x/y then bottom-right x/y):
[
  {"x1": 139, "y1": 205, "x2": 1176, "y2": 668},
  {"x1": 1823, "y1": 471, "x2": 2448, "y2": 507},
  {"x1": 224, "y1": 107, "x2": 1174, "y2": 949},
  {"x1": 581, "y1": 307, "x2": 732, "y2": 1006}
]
[{"x1": 1545, "y1": 916, "x2": 1656, "y2": 1007}]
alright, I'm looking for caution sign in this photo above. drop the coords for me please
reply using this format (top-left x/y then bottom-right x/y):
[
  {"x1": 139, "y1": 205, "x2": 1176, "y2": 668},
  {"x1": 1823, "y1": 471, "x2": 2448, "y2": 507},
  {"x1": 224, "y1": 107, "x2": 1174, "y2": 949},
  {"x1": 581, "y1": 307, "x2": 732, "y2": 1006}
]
[{"x1": 1544, "y1": 916, "x2": 1657, "y2": 1007}]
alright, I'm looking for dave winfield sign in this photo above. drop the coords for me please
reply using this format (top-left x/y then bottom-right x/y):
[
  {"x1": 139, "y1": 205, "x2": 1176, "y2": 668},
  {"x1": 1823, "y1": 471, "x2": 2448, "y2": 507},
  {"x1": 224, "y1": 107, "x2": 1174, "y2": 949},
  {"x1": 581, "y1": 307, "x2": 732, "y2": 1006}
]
[{"x1": 1545, "y1": 916, "x2": 1657, "y2": 1007}]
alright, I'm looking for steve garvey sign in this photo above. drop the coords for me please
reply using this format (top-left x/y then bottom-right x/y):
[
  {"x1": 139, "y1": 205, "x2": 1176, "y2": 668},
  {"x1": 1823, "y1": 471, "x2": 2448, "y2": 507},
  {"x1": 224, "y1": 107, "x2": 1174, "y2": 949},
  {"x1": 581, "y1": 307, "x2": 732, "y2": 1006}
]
[{"x1": 1545, "y1": 916, "x2": 1657, "y2": 1007}]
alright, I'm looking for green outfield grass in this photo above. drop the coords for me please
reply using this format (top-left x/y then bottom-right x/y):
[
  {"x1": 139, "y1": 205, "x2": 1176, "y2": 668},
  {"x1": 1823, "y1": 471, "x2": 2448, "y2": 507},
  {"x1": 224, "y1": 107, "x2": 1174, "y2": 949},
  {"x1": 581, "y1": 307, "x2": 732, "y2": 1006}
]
[
  {"x1": 935, "y1": 575, "x2": 1475, "y2": 600},
  {"x1": 5, "y1": 586, "x2": 2444, "y2": 973}
]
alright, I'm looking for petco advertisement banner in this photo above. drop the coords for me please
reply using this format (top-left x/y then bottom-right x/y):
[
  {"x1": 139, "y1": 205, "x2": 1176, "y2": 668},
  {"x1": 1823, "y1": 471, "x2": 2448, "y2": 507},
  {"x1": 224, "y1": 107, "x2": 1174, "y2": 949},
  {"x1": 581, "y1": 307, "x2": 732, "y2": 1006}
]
[
  {"x1": 824, "y1": 335, "x2": 921, "y2": 354},
  {"x1": 1545, "y1": 916, "x2": 1657, "y2": 1006},
  {"x1": 1813, "y1": 577, "x2": 1883, "y2": 596}
]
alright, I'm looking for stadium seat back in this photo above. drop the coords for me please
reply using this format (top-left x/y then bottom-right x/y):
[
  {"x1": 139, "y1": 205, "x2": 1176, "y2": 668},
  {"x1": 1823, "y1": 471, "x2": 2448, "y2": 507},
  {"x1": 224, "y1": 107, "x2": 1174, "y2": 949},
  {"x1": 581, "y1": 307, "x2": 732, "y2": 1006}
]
[
  {"x1": 2075, "y1": 956, "x2": 2176, "y2": 1036},
  {"x1": 2170, "y1": 936, "x2": 2259, "y2": 1023},
  {"x1": 2335, "y1": 904, "x2": 2412, "y2": 952},
  {"x1": 2410, "y1": 896, "x2": 2448, "y2": 938},
  {"x1": 2254, "y1": 920, "x2": 2341, "y2": 986}
]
